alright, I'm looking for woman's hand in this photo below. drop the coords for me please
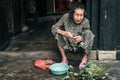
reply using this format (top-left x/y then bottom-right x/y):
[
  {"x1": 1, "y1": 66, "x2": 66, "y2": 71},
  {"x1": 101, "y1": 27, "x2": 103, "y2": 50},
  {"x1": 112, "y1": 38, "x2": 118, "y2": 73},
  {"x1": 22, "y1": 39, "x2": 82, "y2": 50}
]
[
  {"x1": 73, "y1": 36, "x2": 83, "y2": 43},
  {"x1": 56, "y1": 29, "x2": 73, "y2": 38},
  {"x1": 64, "y1": 31, "x2": 73, "y2": 38}
]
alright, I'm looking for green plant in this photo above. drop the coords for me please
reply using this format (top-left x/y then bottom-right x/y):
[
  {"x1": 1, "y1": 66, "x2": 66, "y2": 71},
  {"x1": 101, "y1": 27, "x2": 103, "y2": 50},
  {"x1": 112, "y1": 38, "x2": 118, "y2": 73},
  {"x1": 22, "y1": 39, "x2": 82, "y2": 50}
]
[
  {"x1": 62, "y1": 61, "x2": 109, "y2": 80},
  {"x1": 62, "y1": 65, "x2": 78, "y2": 80}
]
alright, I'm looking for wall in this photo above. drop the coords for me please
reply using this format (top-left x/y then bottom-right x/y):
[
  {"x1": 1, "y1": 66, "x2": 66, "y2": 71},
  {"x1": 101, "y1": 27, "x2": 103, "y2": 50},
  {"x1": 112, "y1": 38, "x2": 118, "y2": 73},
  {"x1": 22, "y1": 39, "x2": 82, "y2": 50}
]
[
  {"x1": 0, "y1": 0, "x2": 10, "y2": 50},
  {"x1": 0, "y1": 0, "x2": 23, "y2": 50},
  {"x1": 87, "y1": 0, "x2": 120, "y2": 50},
  {"x1": 46, "y1": 0, "x2": 54, "y2": 15},
  {"x1": 99, "y1": 0, "x2": 119, "y2": 50}
]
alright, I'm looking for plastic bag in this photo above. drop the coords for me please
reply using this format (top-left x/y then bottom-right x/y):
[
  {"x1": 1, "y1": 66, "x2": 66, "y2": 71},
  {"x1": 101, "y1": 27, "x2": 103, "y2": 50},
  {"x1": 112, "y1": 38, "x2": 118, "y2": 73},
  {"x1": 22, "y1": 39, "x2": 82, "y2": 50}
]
[{"x1": 34, "y1": 59, "x2": 55, "y2": 70}]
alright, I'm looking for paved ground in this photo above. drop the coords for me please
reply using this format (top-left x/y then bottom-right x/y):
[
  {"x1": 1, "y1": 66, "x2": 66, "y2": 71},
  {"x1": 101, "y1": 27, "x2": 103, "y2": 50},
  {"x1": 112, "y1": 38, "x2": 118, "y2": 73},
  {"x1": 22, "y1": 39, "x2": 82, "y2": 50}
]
[
  {"x1": 1, "y1": 15, "x2": 120, "y2": 80},
  {"x1": 0, "y1": 51, "x2": 62, "y2": 80},
  {"x1": 0, "y1": 51, "x2": 120, "y2": 80}
]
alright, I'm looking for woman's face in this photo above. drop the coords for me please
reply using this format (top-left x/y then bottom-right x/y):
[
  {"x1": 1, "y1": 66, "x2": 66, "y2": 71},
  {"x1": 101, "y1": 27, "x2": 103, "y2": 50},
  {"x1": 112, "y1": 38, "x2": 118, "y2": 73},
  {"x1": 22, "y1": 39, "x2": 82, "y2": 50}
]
[{"x1": 73, "y1": 8, "x2": 85, "y2": 24}]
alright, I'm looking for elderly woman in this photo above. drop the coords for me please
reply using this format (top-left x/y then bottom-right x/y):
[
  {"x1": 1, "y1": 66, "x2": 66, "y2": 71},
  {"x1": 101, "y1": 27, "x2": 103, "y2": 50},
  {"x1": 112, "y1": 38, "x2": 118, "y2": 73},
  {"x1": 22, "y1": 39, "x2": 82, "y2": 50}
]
[{"x1": 52, "y1": 2, "x2": 94, "y2": 70}]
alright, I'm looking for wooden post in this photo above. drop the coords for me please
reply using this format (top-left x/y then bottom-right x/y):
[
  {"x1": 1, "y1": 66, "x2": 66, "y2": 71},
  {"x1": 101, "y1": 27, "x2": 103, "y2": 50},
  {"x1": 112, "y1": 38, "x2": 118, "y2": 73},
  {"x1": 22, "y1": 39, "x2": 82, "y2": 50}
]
[{"x1": 53, "y1": 0, "x2": 56, "y2": 13}]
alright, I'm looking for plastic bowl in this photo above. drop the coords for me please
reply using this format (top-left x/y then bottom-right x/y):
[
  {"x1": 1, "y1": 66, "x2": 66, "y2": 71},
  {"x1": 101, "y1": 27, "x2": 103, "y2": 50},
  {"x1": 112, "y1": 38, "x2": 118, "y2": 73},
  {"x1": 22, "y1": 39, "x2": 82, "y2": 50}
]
[{"x1": 49, "y1": 63, "x2": 69, "y2": 75}]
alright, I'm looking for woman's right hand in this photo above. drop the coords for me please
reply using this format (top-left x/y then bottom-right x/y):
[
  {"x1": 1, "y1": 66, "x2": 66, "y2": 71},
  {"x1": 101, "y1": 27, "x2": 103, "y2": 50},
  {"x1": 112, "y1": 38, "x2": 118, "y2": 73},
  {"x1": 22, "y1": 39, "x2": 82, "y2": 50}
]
[
  {"x1": 57, "y1": 29, "x2": 73, "y2": 38},
  {"x1": 64, "y1": 31, "x2": 73, "y2": 38}
]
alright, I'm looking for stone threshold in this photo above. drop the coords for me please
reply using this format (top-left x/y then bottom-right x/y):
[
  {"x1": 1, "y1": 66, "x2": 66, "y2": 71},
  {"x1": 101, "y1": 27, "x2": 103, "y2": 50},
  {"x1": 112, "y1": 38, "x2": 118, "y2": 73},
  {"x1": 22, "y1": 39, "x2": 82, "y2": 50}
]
[{"x1": 0, "y1": 50, "x2": 119, "y2": 61}]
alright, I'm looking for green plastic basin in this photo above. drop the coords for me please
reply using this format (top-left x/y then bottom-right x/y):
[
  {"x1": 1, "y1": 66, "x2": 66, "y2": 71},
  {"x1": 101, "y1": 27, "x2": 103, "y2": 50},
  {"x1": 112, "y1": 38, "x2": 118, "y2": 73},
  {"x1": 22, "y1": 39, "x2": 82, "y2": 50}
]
[{"x1": 50, "y1": 63, "x2": 69, "y2": 75}]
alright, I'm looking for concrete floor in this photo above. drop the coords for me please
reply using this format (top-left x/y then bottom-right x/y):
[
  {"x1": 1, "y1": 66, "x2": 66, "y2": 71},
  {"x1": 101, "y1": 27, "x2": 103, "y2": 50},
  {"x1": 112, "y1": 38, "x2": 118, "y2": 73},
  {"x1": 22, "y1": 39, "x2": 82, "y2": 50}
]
[
  {"x1": 1, "y1": 15, "x2": 120, "y2": 80},
  {"x1": 5, "y1": 15, "x2": 61, "y2": 51},
  {"x1": 0, "y1": 51, "x2": 120, "y2": 80}
]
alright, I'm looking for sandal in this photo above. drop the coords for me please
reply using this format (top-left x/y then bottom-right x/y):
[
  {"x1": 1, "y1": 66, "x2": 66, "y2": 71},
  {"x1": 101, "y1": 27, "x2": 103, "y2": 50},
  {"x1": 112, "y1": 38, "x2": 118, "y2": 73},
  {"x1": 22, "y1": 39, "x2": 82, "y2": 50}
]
[
  {"x1": 79, "y1": 62, "x2": 85, "y2": 70},
  {"x1": 61, "y1": 61, "x2": 69, "y2": 65}
]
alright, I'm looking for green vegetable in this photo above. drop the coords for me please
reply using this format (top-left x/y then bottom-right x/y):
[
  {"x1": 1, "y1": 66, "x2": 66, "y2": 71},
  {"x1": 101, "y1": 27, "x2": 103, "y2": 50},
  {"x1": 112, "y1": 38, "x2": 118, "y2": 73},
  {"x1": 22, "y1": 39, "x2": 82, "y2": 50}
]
[
  {"x1": 62, "y1": 61, "x2": 109, "y2": 80},
  {"x1": 45, "y1": 60, "x2": 53, "y2": 65}
]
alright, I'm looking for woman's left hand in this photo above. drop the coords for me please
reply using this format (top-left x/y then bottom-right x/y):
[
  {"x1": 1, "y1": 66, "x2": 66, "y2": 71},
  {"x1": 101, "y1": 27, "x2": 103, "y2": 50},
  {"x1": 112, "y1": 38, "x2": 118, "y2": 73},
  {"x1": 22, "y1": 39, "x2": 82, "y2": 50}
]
[{"x1": 73, "y1": 36, "x2": 83, "y2": 43}]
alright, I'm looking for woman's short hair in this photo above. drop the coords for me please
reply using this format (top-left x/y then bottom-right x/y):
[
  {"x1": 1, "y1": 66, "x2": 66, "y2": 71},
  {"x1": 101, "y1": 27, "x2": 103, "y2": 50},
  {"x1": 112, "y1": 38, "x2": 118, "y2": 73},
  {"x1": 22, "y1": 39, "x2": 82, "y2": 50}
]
[{"x1": 69, "y1": 2, "x2": 85, "y2": 20}]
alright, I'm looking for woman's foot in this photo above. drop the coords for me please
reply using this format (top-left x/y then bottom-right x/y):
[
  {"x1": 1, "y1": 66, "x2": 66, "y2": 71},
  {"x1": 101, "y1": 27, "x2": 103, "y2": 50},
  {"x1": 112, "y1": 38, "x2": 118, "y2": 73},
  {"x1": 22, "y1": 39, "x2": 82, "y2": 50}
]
[
  {"x1": 79, "y1": 62, "x2": 85, "y2": 70},
  {"x1": 61, "y1": 61, "x2": 69, "y2": 64},
  {"x1": 61, "y1": 58, "x2": 68, "y2": 64}
]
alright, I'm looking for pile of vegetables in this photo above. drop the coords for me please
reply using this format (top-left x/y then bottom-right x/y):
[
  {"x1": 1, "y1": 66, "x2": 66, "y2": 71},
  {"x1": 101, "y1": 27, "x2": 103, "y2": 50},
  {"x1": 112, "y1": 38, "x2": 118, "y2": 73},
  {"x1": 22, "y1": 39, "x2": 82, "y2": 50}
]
[{"x1": 62, "y1": 61, "x2": 109, "y2": 80}]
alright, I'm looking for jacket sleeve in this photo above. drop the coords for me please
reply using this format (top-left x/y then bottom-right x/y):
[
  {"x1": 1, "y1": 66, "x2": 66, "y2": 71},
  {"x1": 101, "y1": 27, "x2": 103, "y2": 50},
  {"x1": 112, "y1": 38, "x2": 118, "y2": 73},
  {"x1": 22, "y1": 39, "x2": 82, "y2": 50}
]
[
  {"x1": 51, "y1": 15, "x2": 65, "y2": 35},
  {"x1": 79, "y1": 18, "x2": 95, "y2": 54}
]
